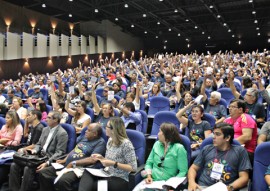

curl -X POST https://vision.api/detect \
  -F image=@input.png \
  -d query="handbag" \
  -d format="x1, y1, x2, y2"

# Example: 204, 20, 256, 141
13, 152, 48, 168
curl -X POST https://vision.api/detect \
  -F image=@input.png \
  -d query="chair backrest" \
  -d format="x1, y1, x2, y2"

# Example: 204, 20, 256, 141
46, 105, 53, 113
79, 126, 108, 143
139, 96, 146, 110
188, 113, 216, 129
148, 96, 170, 116
27, 89, 34, 96
200, 137, 241, 149
180, 134, 191, 167
151, 111, 180, 135
40, 88, 48, 101
96, 95, 102, 105
217, 88, 235, 107
23, 104, 29, 109
95, 88, 104, 97
218, 98, 228, 109
60, 123, 76, 153
114, 108, 119, 116
0, 117, 6, 130
241, 89, 247, 97
135, 110, 148, 134
252, 142, 270, 191
20, 119, 26, 143
40, 121, 47, 127
86, 107, 94, 121
126, 129, 146, 166
114, 95, 121, 102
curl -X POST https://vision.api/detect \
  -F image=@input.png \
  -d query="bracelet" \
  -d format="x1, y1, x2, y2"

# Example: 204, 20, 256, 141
113, 162, 118, 168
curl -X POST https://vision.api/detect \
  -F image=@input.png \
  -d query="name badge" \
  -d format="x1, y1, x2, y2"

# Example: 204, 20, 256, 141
210, 162, 224, 180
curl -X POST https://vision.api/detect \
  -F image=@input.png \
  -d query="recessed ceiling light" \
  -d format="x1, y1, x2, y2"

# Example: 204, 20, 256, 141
124, 4, 128, 8
178, 33, 181, 36
165, 40, 167, 43
144, 31, 147, 34
232, 34, 235, 37
69, 14, 72, 17
42, 3, 46, 8
228, 29, 231, 32
208, 36, 211, 39
185, 19, 189, 22
217, 15, 221, 18
202, 31, 205, 34
252, 11, 256, 14
131, 24, 134, 28
185, 38, 189, 41
156, 36, 159, 38
254, 20, 258, 23
168, 28, 171, 31
159, 0, 163, 1
115, 17, 118, 21
238, 40, 241, 45
95, 9, 99, 13
143, 14, 147, 17
256, 27, 260, 30
209, 5, 214, 9
249, 0, 253, 3
268, 38, 270, 43
223, 23, 227, 26
164, 46, 166, 49
157, 21, 160, 25
187, 44, 190, 48
69, 0, 73, 1
195, 26, 198, 29
174, 9, 178, 13
257, 32, 260, 36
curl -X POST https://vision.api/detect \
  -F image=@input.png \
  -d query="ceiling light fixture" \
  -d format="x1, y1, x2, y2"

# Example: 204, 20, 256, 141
165, 40, 167, 43
254, 20, 258, 23
168, 28, 171, 31
69, 14, 72, 17
209, 5, 214, 9
185, 38, 189, 41
164, 46, 166, 49
208, 36, 211, 39
249, 0, 253, 3
159, 0, 163, 1
95, 9, 99, 13
178, 33, 181, 36
223, 23, 227, 26
257, 32, 260, 36
115, 17, 118, 21
252, 11, 256, 14
143, 14, 147, 17
42, 3, 46, 8
174, 9, 178, 13
69, 0, 73, 1
157, 21, 160, 25
195, 26, 198, 29
202, 31, 205, 34
238, 40, 241, 45
217, 15, 221, 18
156, 36, 159, 38
185, 19, 189, 22
124, 4, 128, 8
228, 29, 231, 32
131, 24, 134, 28
187, 44, 190, 48
256, 27, 260, 30
144, 31, 147, 34
232, 34, 235, 37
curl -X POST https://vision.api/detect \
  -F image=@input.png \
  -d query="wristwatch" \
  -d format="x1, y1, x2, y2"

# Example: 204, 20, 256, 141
228, 184, 234, 191
72, 161, 76, 168
113, 162, 118, 168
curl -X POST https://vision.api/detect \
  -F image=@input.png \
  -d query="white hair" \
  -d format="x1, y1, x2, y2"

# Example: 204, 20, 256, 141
211, 91, 221, 101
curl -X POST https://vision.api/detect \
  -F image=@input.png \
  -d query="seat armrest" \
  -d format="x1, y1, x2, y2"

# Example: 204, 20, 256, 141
128, 164, 145, 191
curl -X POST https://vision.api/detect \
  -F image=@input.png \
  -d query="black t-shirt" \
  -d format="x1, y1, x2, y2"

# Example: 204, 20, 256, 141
27, 123, 44, 145
239, 95, 265, 119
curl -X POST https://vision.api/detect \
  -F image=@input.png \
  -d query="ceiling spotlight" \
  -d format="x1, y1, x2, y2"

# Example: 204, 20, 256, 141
69, 0, 73, 1
185, 19, 189, 22
157, 21, 160, 25
256, 27, 260, 30
252, 11, 256, 14
217, 15, 221, 18
238, 40, 241, 45
69, 14, 72, 17
178, 33, 181, 36
185, 38, 189, 41
195, 26, 198, 29
164, 46, 166, 49
254, 20, 258, 23
223, 23, 227, 26
115, 17, 118, 21
249, 0, 253, 3
156, 36, 159, 38
268, 38, 270, 43
124, 4, 128, 8
228, 29, 231, 32
131, 24, 134, 28
95, 9, 99, 13
174, 9, 178, 13
42, 3, 46, 8
202, 31, 205, 34
257, 32, 260, 36
209, 5, 214, 9
144, 31, 147, 34
187, 44, 190, 48
165, 40, 167, 43
208, 36, 211, 39
232, 34, 235, 37
159, 0, 163, 1
143, 14, 147, 17
168, 28, 171, 31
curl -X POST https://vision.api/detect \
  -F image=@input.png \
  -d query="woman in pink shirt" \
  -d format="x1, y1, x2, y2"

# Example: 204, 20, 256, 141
0, 110, 23, 146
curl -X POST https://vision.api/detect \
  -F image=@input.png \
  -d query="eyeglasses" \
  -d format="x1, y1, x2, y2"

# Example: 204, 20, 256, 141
103, 90, 108, 93
158, 156, 165, 168
228, 105, 238, 109
47, 116, 53, 119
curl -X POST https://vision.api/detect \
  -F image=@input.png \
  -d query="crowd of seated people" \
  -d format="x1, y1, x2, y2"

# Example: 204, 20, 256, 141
0, 49, 270, 190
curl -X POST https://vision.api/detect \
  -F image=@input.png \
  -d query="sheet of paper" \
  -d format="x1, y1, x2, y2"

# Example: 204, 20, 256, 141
90, 76, 97, 85
194, 95, 204, 105
97, 180, 108, 191
51, 163, 65, 170
69, 86, 75, 94
86, 168, 111, 177
164, 177, 186, 188
202, 182, 227, 191
108, 91, 114, 101
144, 180, 165, 189
0, 151, 15, 159
50, 76, 56, 82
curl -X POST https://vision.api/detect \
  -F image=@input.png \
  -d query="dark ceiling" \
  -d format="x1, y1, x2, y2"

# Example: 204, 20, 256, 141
4, 0, 270, 52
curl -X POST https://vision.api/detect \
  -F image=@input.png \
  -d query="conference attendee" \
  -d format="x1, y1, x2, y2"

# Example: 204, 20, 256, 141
176, 101, 212, 160
9, 111, 68, 191
65, 100, 91, 133
143, 83, 163, 102
78, 117, 137, 191
201, 77, 227, 123
10, 97, 27, 120
38, 123, 106, 191
4, 89, 15, 107
224, 99, 257, 165
116, 101, 142, 131
229, 75, 265, 127
23, 110, 44, 147
133, 123, 188, 191
188, 122, 252, 191
257, 121, 270, 145
112, 82, 125, 98
24, 85, 44, 100
265, 165, 270, 187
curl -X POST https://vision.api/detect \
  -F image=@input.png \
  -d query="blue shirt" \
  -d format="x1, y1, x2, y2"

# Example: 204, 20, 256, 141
121, 111, 142, 131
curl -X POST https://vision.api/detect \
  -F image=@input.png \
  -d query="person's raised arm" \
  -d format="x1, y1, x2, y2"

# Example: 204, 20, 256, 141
65, 97, 76, 116
201, 76, 207, 102
91, 83, 101, 115
176, 100, 194, 127
228, 74, 240, 99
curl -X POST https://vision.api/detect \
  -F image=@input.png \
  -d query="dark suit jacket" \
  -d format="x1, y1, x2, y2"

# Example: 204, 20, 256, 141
34, 124, 68, 163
